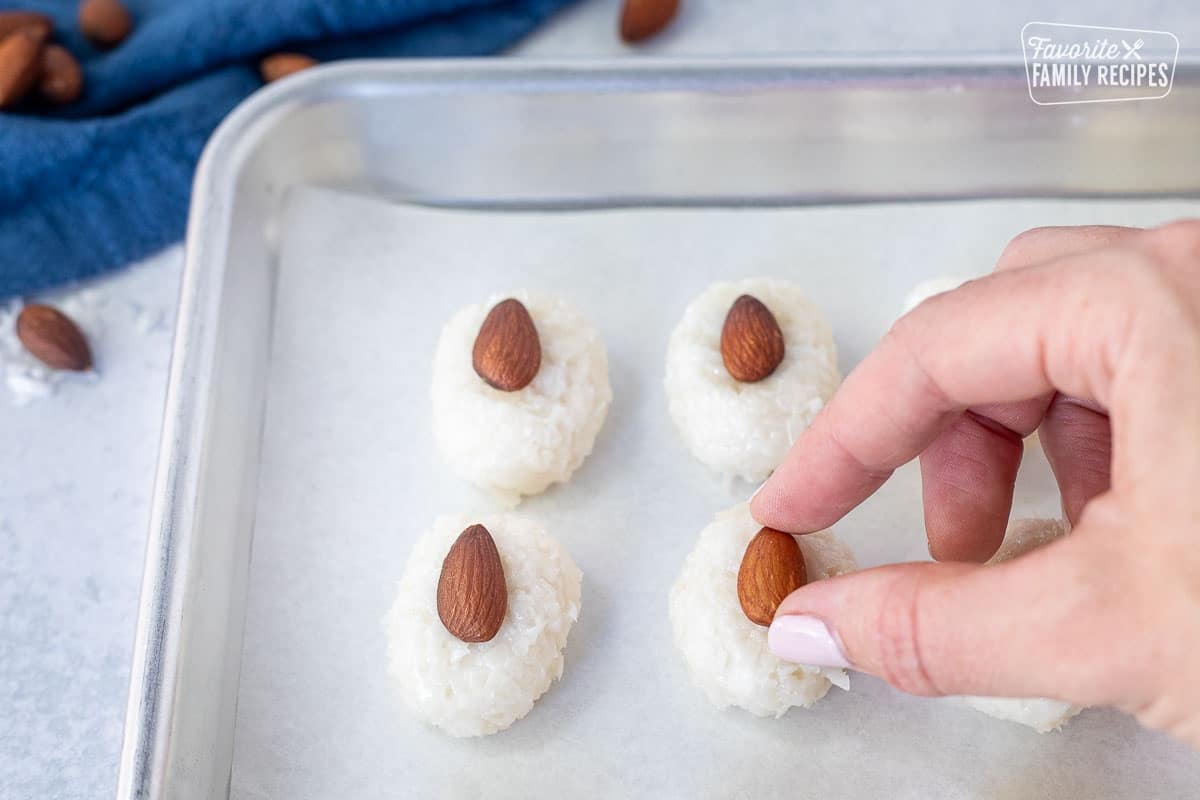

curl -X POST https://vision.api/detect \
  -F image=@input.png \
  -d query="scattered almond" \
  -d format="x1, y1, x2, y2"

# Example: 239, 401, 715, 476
437, 524, 508, 643
79, 0, 132, 49
259, 52, 317, 84
720, 294, 785, 383
16, 303, 93, 372
619, 0, 679, 43
38, 44, 83, 105
472, 298, 541, 392
737, 527, 807, 626
0, 25, 47, 110
0, 11, 53, 41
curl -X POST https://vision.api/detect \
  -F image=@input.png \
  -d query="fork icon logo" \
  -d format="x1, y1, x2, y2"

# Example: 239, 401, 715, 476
1122, 38, 1144, 60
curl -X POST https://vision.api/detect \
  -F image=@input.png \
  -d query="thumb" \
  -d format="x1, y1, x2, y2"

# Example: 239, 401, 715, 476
767, 530, 1151, 710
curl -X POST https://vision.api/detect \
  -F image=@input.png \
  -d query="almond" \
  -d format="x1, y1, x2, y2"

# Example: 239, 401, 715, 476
79, 0, 133, 49
720, 294, 785, 383
437, 524, 508, 643
16, 303, 93, 371
16, 303, 92, 371
39, 45, 83, 105
0, 11, 53, 41
0, 25, 47, 110
259, 52, 317, 84
472, 298, 541, 392
737, 527, 807, 626
619, 0, 679, 43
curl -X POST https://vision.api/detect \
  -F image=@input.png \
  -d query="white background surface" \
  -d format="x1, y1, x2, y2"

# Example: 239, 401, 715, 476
3, 2, 1200, 797
226, 191, 1200, 799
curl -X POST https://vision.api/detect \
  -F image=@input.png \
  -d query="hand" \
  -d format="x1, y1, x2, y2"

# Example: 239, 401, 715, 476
750, 221, 1200, 746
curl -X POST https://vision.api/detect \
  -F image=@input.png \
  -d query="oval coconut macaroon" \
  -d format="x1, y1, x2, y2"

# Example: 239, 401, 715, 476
384, 512, 583, 737
668, 502, 857, 717
431, 290, 612, 503
664, 278, 840, 483
959, 516, 1082, 732
901, 274, 973, 315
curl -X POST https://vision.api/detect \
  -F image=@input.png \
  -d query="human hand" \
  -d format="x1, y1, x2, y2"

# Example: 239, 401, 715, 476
750, 221, 1200, 746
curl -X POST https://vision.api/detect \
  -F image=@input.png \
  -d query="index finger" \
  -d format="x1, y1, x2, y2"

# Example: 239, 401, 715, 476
750, 245, 1145, 533
994, 224, 1137, 273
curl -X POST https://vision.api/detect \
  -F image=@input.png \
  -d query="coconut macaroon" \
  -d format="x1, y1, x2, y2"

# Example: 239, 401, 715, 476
901, 275, 973, 314
669, 502, 857, 718
664, 279, 840, 483
960, 517, 1082, 732
384, 512, 583, 737
431, 291, 611, 502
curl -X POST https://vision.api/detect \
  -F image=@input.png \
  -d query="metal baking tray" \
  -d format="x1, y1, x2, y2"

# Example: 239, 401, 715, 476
117, 59, 1200, 799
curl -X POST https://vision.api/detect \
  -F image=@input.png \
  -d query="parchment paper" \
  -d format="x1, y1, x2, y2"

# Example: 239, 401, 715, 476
231, 189, 1200, 799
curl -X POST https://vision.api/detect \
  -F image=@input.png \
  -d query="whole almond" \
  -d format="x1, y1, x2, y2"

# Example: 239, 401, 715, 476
259, 52, 317, 84
437, 524, 508, 643
79, 0, 133, 49
0, 11, 53, 40
472, 298, 541, 392
720, 294, 785, 383
619, 0, 679, 43
0, 25, 47, 109
16, 303, 93, 371
39, 45, 83, 105
737, 527, 807, 626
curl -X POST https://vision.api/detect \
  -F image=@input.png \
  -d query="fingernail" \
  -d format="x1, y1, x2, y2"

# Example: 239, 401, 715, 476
767, 615, 853, 669
749, 477, 770, 503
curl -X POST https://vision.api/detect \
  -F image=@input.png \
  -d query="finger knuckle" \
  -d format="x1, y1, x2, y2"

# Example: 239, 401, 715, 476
872, 572, 943, 696
883, 314, 953, 405
1120, 253, 1195, 332
1149, 218, 1200, 259
885, 306, 921, 343
880, 316, 919, 373
997, 226, 1059, 272
1077, 249, 1189, 333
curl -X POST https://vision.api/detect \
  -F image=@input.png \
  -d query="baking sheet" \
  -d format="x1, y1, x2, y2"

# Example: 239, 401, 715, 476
231, 190, 1200, 799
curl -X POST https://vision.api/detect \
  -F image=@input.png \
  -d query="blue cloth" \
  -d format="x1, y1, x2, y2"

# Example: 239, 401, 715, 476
0, 0, 578, 298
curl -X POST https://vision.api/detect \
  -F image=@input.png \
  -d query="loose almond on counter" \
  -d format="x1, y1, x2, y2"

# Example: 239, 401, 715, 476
437, 524, 508, 643
619, 0, 679, 43
0, 25, 47, 109
737, 526, 807, 626
38, 44, 83, 105
79, 0, 133, 49
259, 52, 317, 83
720, 294, 785, 383
472, 298, 541, 392
15, 303, 93, 371
0, 10, 53, 40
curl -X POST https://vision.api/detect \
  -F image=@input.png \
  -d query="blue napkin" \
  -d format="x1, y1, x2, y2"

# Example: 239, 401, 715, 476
0, 0, 579, 299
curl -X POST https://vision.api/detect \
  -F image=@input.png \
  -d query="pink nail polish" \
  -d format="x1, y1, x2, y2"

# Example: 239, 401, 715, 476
767, 615, 853, 669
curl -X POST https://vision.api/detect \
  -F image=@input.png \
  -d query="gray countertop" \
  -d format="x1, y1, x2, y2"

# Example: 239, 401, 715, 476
2, 2, 1197, 797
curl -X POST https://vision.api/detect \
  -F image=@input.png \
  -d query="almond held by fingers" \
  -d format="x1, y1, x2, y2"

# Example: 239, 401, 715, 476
437, 524, 508, 643
39, 45, 83, 105
259, 52, 317, 83
79, 0, 133, 49
738, 527, 807, 626
472, 298, 541, 391
0, 11, 53, 40
721, 294, 786, 382
619, 0, 679, 43
0, 25, 48, 109
16, 303, 93, 371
